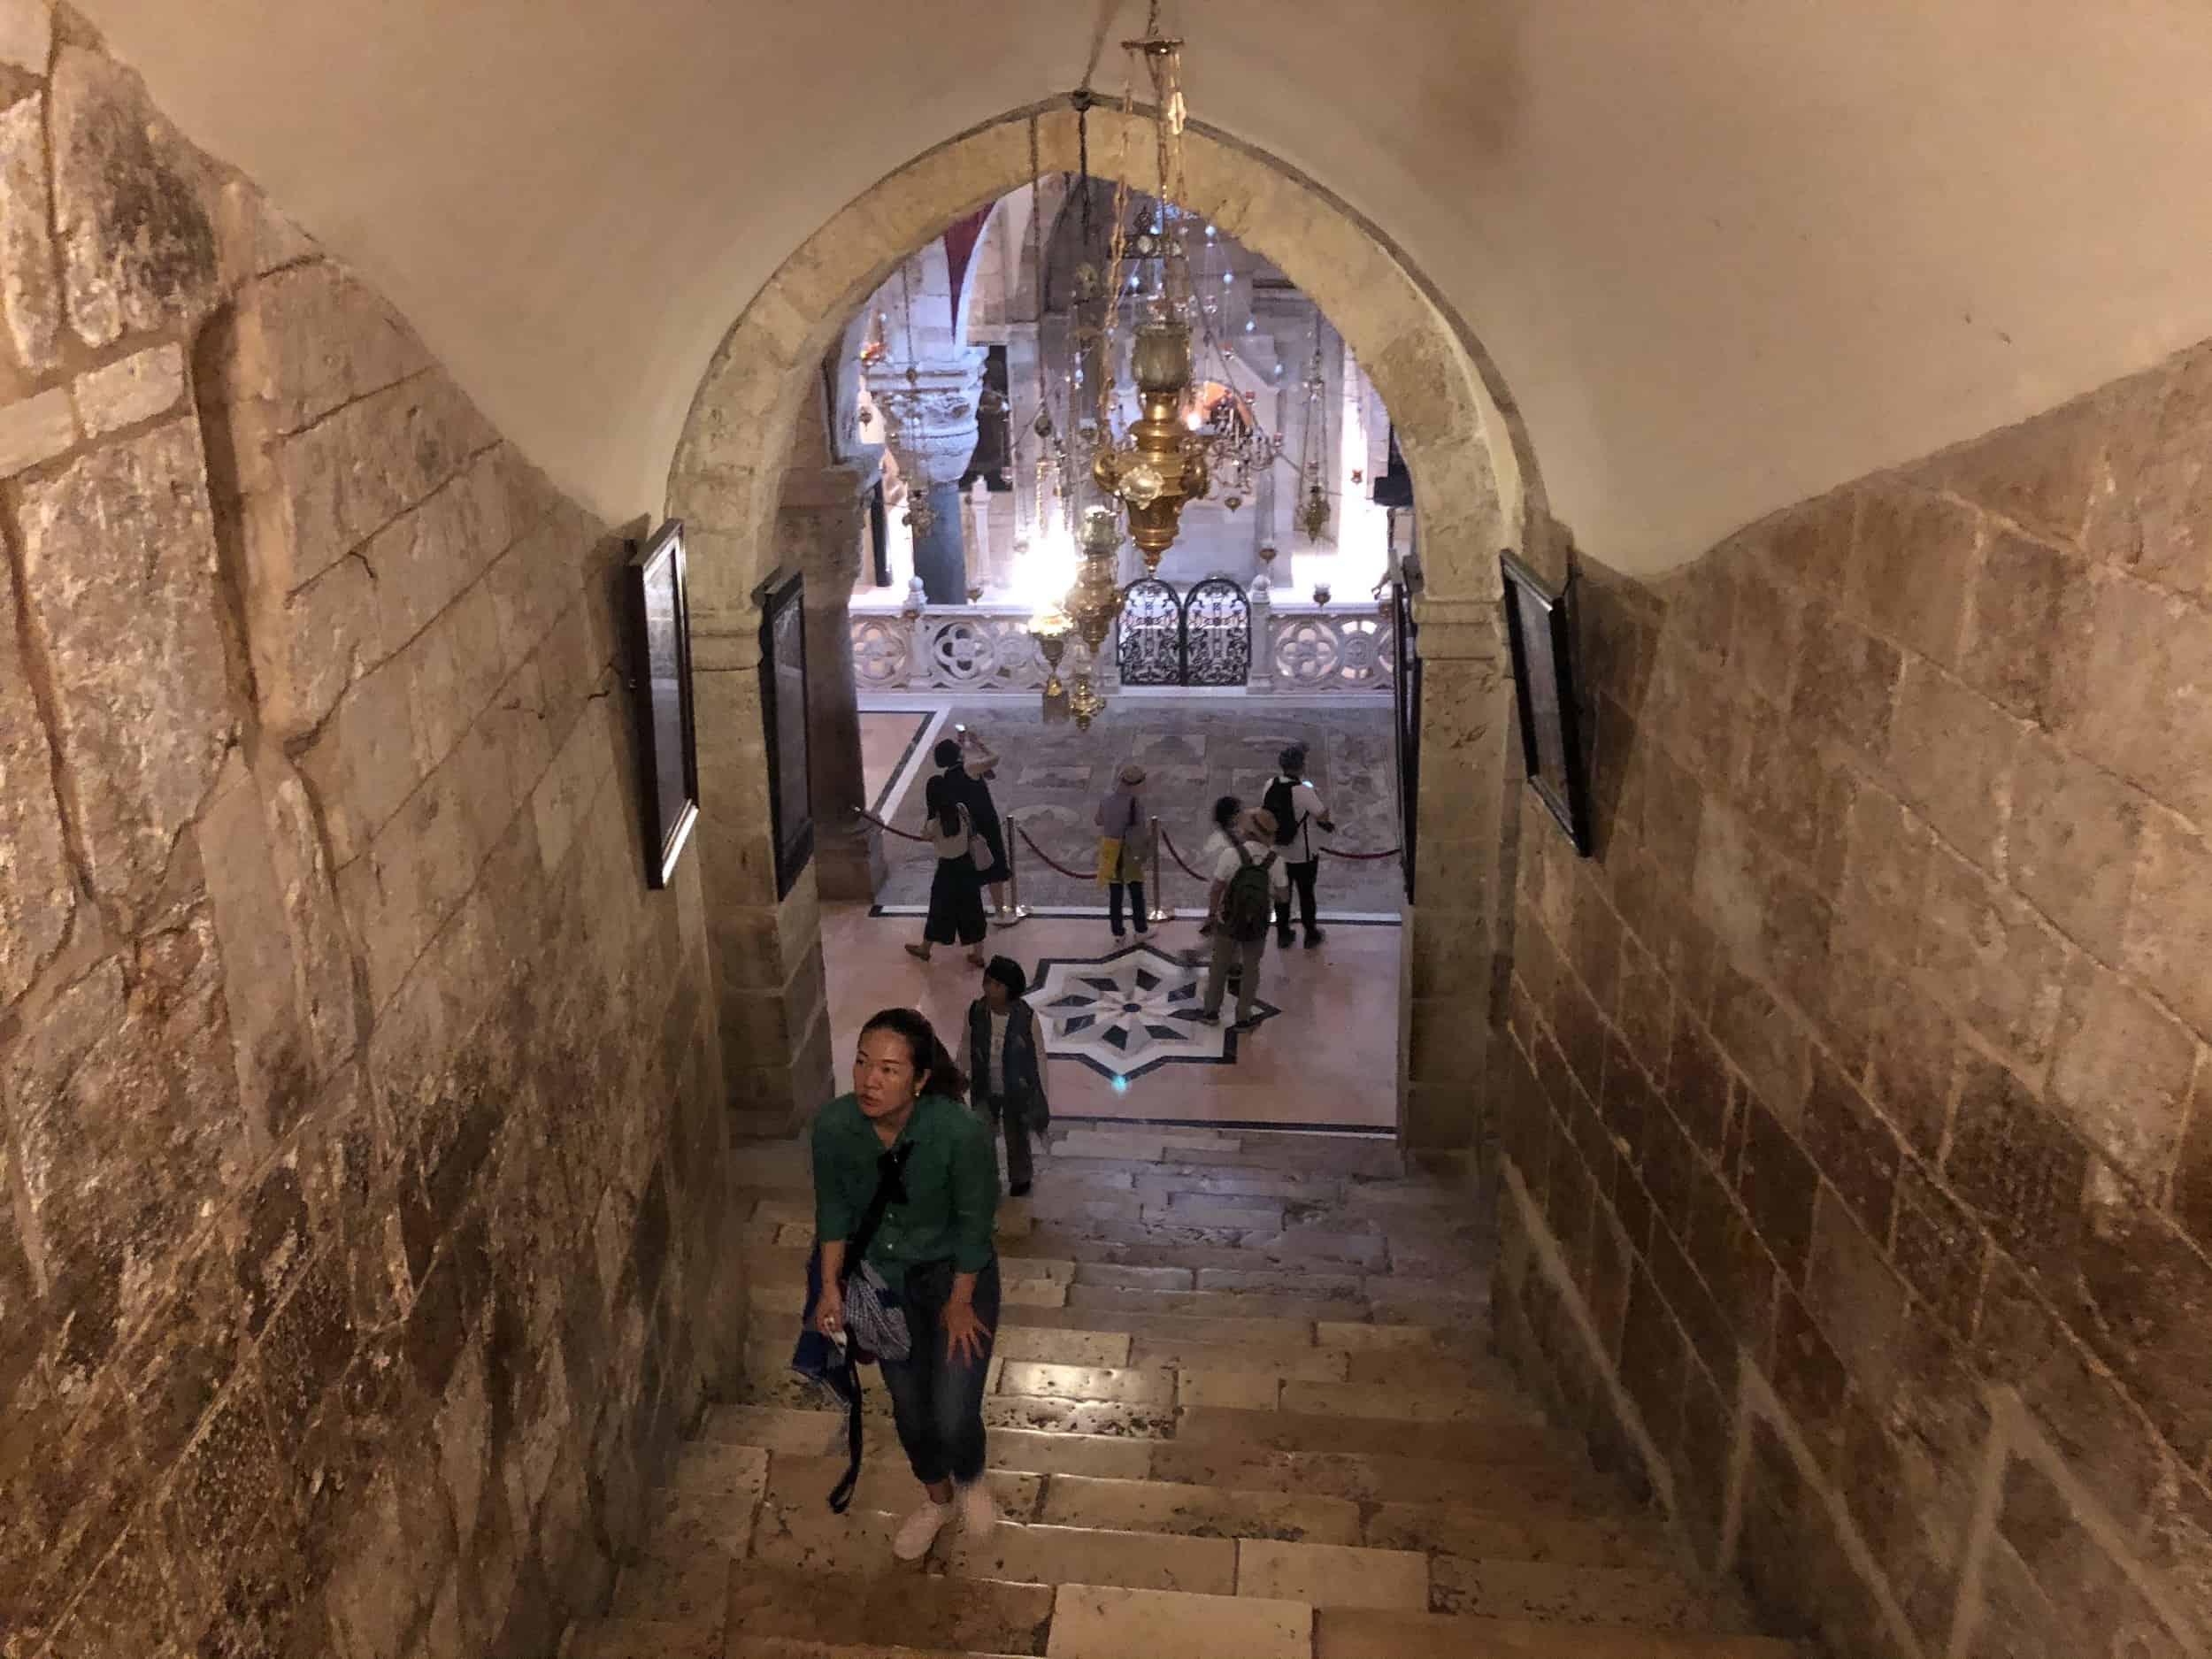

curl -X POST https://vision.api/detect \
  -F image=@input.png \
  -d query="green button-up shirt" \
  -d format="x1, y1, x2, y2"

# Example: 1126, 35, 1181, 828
810, 1092, 999, 1274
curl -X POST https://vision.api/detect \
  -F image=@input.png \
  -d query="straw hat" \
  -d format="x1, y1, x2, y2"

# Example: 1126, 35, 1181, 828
1118, 763, 1147, 786
1246, 807, 1279, 839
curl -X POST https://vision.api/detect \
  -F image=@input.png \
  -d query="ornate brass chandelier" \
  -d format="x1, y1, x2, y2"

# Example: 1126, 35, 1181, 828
1087, 4, 1211, 572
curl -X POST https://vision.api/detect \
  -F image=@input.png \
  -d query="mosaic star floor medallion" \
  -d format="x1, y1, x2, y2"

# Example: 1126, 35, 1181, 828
1025, 942, 1278, 1082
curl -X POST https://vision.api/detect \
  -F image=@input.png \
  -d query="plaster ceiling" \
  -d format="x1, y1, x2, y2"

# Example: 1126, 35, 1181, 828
75, 0, 2212, 572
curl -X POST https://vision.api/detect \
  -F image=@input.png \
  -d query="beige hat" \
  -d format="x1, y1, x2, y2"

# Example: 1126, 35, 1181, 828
1246, 807, 1279, 838
1118, 763, 1147, 787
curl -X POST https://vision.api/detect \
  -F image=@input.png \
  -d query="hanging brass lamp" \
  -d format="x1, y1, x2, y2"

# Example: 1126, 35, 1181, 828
1093, 318, 1210, 567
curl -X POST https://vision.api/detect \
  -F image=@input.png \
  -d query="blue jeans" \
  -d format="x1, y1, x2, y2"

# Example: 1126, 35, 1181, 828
876, 1256, 1000, 1486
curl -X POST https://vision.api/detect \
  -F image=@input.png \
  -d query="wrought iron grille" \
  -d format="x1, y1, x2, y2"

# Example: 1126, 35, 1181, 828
1182, 577, 1253, 687
1117, 578, 1183, 685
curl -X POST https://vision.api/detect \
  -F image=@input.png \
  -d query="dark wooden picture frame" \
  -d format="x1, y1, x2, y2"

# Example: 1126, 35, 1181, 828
756, 565, 813, 900
1390, 575, 1422, 901
1500, 549, 1594, 856
624, 521, 702, 888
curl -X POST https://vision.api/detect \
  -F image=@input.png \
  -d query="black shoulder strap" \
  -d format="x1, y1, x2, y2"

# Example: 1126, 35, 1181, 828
826, 1135, 916, 1516
841, 1140, 915, 1286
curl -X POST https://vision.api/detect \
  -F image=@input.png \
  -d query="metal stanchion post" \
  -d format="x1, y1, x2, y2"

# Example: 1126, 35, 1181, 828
994, 822, 1029, 927
1147, 814, 1171, 925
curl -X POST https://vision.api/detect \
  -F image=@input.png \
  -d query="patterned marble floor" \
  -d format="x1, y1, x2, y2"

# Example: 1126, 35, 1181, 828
821, 904, 1398, 1131
872, 699, 1404, 917
859, 709, 933, 814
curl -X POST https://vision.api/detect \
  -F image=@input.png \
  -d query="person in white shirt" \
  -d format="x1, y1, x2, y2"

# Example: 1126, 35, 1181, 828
1259, 743, 1334, 949
1195, 808, 1290, 1034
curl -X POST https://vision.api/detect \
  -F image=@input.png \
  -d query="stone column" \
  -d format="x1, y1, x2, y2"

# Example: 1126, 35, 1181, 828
876, 358, 985, 604
910, 480, 969, 602
1398, 592, 1516, 1163
781, 464, 885, 903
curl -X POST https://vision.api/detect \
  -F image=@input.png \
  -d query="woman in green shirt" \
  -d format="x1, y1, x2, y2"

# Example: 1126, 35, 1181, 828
810, 1007, 1002, 1560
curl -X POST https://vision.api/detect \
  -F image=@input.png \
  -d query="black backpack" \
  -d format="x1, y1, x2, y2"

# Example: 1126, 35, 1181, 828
1222, 843, 1278, 941
1262, 777, 1301, 848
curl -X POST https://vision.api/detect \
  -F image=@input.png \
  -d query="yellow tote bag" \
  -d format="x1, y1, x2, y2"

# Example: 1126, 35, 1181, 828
1095, 836, 1123, 887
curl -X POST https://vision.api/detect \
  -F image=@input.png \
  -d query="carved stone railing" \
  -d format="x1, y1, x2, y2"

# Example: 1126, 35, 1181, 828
851, 588, 1394, 694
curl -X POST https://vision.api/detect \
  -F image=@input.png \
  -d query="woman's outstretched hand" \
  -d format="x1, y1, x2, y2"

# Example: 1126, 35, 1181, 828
942, 1299, 993, 1364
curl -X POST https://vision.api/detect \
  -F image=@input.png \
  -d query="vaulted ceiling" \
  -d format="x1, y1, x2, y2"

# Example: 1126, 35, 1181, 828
78, 0, 2212, 571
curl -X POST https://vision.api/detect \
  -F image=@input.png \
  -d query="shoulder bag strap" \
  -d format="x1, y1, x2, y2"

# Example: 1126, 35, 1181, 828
841, 1139, 916, 1286
826, 1136, 915, 1516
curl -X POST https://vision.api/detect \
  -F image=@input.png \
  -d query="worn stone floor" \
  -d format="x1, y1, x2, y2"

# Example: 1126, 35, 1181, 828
562, 1127, 1802, 1659
820, 905, 1402, 1131
870, 700, 1405, 917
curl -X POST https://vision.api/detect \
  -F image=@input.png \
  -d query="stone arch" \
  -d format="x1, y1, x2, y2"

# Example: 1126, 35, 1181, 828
669, 99, 1548, 1154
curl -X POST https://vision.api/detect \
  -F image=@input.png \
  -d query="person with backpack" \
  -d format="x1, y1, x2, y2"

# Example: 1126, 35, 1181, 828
964, 957, 1048, 1197
905, 772, 988, 966
1094, 762, 1152, 940
1261, 742, 1335, 949
1195, 806, 1289, 1033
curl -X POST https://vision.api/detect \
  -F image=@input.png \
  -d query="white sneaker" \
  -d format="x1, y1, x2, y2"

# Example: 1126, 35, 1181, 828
957, 1478, 997, 1540
892, 1498, 954, 1561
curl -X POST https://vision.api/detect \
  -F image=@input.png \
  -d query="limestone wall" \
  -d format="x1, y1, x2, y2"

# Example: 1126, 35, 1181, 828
1493, 334, 2212, 1656
1, 19, 740, 1655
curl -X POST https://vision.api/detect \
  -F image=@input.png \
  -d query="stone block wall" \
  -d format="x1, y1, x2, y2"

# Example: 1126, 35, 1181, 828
1494, 335, 2212, 1657
1, 16, 741, 1655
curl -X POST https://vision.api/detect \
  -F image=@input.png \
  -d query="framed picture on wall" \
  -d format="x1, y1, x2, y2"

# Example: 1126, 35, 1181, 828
624, 521, 702, 888
757, 565, 814, 899
1500, 549, 1594, 857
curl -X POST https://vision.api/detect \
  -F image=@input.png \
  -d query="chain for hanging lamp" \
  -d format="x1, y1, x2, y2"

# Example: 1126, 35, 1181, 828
1295, 316, 1332, 543
1087, 3, 1210, 571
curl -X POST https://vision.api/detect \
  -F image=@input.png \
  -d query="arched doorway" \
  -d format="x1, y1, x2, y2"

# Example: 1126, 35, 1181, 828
665, 99, 1553, 1162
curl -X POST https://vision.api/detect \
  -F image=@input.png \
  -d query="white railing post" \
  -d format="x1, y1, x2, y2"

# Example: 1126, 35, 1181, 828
1248, 577, 1276, 694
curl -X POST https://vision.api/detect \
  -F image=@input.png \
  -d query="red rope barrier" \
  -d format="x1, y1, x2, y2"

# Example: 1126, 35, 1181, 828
853, 808, 932, 844
1156, 826, 1211, 882
1318, 843, 1404, 861
1014, 823, 1097, 881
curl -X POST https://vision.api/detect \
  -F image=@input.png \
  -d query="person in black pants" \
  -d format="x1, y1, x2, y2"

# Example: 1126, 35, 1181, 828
964, 957, 1049, 1196
940, 732, 1009, 912
906, 772, 988, 966
1261, 743, 1334, 947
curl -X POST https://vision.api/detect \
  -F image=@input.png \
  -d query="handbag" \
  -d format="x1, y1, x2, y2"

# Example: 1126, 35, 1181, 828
789, 1139, 918, 1511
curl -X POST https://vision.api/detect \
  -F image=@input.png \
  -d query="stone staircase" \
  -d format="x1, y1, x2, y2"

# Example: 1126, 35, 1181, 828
563, 1125, 1800, 1659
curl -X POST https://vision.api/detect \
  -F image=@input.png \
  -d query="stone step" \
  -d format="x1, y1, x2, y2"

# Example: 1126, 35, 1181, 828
1012, 1223, 1392, 1271
1059, 1284, 1397, 1323
1046, 1133, 1404, 1180
726, 1560, 1055, 1655
735, 1328, 1529, 1432
1431, 1556, 1750, 1631
984, 1303, 1327, 1347
707, 1405, 1616, 1510
752, 1502, 1246, 1595
1146, 1441, 1619, 1510
1046, 1581, 1312, 1659
1036, 1471, 1363, 1546
1363, 1498, 1681, 1568
1312, 1609, 1806, 1658
699, 1641, 1030, 1659
1174, 1404, 1579, 1463
655, 1422, 1670, 1571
